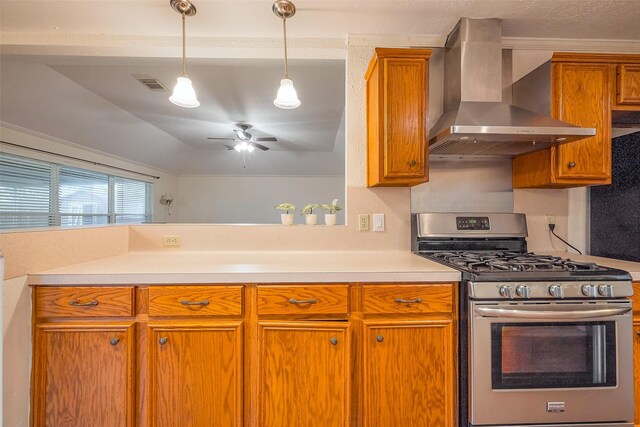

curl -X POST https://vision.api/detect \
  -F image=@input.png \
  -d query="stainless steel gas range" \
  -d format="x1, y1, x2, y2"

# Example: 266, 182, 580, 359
412, 212, 634, 427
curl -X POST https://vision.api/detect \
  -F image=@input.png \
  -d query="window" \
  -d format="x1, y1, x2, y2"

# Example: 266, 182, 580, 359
0, 152, 153, 229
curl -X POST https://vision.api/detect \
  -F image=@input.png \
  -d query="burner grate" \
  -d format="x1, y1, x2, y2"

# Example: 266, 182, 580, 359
428, 251, 604, 273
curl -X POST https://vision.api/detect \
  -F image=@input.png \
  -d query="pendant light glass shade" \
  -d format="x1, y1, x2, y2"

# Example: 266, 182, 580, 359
274, 78, 301, 109
170, 76, 200, 108
169, 0, 199, 108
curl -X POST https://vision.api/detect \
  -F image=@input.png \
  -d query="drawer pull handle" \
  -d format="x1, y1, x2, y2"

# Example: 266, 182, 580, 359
288, 298, 318, 305
394, 297, 422, 304
376, 335, 384, 343
330, 337, 338, 346
159, 337, 168, 345
180, 300, 209, 306
69, 300, 99, 307
110, 338, 120, 346
409, 160, 417, 167
568, 161, 576, 168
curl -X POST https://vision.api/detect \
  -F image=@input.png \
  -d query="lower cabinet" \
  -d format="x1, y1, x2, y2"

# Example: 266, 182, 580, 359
147, 322, 244, 427
32, 283, 456, 426
634, 322, 640, 427
362, 320, 456, 427
257, 322, 351, 427
32, 322, 135, 427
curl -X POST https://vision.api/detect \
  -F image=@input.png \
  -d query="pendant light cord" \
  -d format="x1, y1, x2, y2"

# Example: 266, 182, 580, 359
282, 16, 289, 78
181, 11, 187, 76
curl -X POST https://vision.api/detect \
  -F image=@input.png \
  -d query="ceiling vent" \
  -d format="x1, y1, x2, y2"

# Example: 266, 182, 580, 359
135, 77, 168, 92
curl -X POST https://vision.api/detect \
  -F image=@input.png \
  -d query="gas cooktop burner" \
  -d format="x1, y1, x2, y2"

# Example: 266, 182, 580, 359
429, 251, 604, 273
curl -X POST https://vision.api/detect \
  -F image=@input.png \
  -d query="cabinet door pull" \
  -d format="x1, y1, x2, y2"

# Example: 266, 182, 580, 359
376, 335, 384, 343
408, 160, 417, 167
568, 161, 577, 168
110, 338, 120, 346
394, 297, 422, 304
159, 337, 168, 345
69, 299, 99, 307
330, 337, 338, 346
180, 299, 209, 306
288, 298, 318, 305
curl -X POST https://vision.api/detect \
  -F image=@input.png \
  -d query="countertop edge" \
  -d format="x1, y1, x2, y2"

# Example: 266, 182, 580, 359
28, 271, 462, 286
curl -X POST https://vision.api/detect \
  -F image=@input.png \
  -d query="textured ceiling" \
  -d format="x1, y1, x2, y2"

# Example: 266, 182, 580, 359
2, 0, 640, 40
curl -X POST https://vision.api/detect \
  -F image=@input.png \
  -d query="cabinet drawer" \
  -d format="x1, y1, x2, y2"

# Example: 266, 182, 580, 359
257, 285, 349, 315
362, 284, 453, 314
36, 286, 134, 318
148, 286, 243, 317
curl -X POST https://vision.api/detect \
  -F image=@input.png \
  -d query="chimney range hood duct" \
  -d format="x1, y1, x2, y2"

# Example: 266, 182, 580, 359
428, 18, 595, 158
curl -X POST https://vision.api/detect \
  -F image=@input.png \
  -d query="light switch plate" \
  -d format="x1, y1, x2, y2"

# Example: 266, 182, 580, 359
372, 213, 385, 232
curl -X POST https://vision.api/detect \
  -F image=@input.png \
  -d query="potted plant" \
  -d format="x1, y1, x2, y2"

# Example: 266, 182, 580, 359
320, 199, 342, 226
301, 203, 320, 225
275, 203, 296, 225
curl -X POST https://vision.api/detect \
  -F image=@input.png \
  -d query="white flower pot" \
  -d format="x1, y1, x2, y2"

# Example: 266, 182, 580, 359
324, 213, 337, 226
281, 213, 294, 225
305, 214, 318, 225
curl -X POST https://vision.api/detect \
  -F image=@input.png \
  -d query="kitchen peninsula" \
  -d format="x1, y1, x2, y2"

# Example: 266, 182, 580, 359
29, 250, 460, 427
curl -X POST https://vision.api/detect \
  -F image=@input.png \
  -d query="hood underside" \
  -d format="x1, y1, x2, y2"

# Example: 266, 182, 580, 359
428, 18, 595, 158
429, 102, 596, 158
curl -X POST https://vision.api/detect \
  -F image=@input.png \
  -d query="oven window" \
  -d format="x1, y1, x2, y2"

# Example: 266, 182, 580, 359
491, 322, 616, 389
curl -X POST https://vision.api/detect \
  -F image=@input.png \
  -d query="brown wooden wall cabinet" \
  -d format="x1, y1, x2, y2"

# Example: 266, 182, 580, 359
513, 53, 640, 189
365, 48, 431, 187
32, 282, 457, 427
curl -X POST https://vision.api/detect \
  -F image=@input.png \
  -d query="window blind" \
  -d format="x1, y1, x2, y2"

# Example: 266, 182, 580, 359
59, 166, 110, 226
0, 152, 153, 230
113, 176, 152, 224
0, 153, 54, 229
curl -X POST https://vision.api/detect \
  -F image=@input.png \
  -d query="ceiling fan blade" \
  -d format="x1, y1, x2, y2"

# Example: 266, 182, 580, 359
251, 142, 269, 151
253, 137, 278, 142
207, 137, 236, 141
223, 145, 236, 150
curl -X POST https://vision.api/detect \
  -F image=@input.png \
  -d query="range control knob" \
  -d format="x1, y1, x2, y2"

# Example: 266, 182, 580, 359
515, 285, 530, 299
582, 284, 598, 298
598, 284, 614, 298
499, 285, 515, 299
549, 284, 565, 299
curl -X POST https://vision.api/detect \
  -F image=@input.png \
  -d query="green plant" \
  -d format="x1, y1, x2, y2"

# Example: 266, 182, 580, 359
320, 199, 342, 214
301, 203, 320, 215
274, 203, 296, 214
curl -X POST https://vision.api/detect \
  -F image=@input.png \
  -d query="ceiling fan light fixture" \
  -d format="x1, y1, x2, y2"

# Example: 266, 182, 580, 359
274, 78, 301, 109
169, 0, 199, 108
272, 0, 300, 110
169, 76, 200, 108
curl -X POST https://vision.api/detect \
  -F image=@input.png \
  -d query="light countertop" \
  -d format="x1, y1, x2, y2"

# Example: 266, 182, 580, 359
541, 252, 640, 281
28, 251, 461, 285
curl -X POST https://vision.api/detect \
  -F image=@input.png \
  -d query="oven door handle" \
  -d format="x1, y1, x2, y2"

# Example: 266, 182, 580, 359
474, 306, 632, 319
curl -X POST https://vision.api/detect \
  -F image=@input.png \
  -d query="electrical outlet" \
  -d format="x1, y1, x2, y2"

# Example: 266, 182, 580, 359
163, 235, 181, 247
358, 214, 370, 231
545, 215, 556, 231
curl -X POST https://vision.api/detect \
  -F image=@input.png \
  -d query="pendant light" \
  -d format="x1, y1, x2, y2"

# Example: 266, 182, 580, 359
272, 0, 301, 109
169, 0, 200, 108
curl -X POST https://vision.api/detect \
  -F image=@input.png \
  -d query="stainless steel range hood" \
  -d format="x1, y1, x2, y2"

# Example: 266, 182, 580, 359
429, 18, 596, 158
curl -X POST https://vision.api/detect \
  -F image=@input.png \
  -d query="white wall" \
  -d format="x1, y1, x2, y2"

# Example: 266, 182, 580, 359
177, 175, 345, 224
0, 124, 180, 224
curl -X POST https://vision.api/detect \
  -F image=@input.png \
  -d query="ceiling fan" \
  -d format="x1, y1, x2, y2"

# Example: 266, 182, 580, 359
207, 123, 278, 151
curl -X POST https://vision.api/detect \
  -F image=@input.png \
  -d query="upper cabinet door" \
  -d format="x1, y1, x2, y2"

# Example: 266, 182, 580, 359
617, 64, 640, 105
366, 48, 431, 187
553, 62, 612, 180
383, 57, 428, 179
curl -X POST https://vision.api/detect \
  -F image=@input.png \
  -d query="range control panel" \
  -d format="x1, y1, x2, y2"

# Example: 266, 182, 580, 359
456, 216, 490, 231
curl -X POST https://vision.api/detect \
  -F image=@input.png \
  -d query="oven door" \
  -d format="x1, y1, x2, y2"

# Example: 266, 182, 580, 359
469, 300, 634, 426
